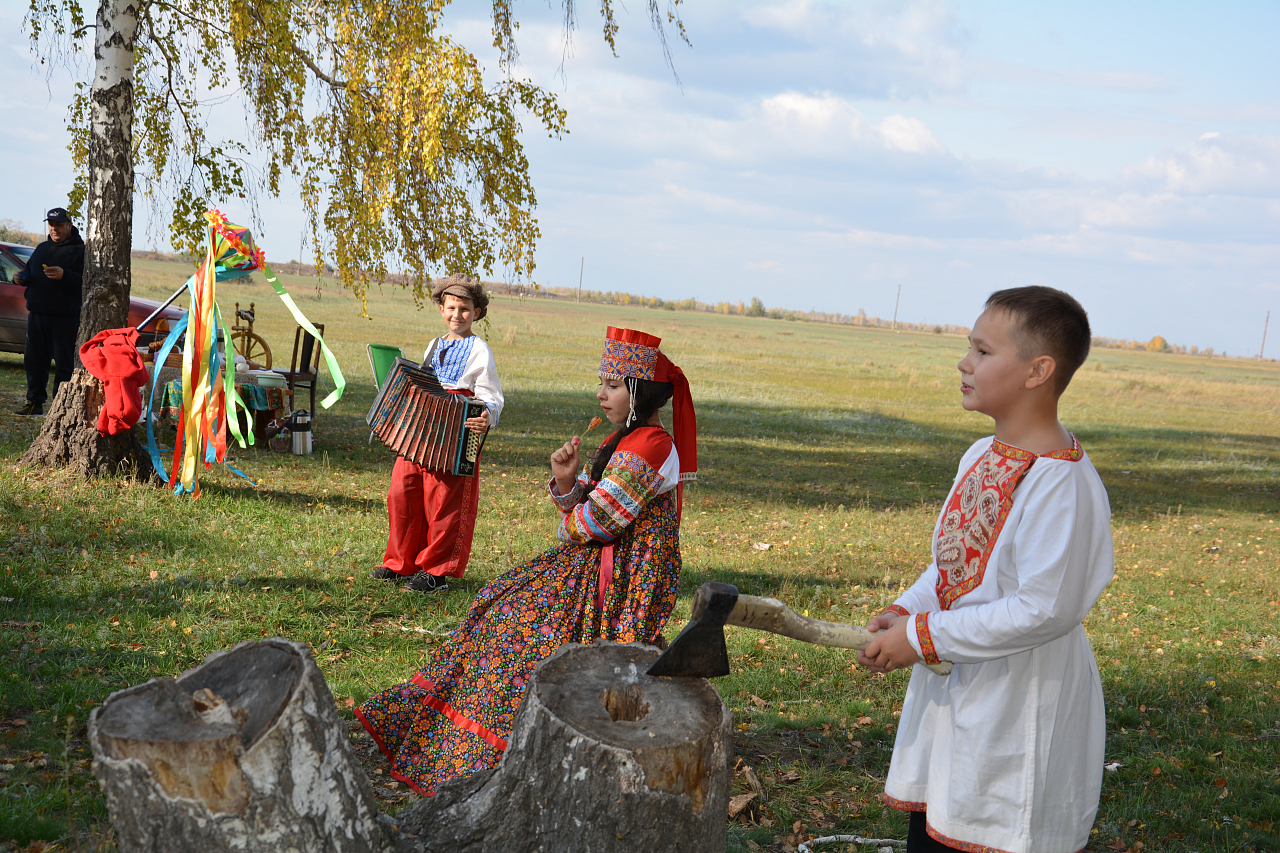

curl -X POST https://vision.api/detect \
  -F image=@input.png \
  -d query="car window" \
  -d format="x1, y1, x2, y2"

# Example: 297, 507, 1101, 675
0, 252, 21, 283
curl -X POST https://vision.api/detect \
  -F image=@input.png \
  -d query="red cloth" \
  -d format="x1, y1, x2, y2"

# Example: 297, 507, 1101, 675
382, 456, 479, 579
79, 327, 151, 437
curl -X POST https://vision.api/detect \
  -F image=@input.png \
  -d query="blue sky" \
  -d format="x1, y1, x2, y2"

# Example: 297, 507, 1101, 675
3, 0, 1278, 355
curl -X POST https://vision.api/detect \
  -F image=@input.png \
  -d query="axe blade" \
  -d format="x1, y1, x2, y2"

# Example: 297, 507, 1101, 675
646, 581, 740, 678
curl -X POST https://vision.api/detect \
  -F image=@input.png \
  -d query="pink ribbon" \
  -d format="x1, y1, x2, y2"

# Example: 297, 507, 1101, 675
596, 542, 616, 611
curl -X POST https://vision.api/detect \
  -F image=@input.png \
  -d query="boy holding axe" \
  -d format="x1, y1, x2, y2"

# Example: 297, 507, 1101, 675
859, 286, 1114, 853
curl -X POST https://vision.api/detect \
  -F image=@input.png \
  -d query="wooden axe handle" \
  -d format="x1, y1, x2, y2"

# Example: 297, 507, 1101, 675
727, 594, 953, 676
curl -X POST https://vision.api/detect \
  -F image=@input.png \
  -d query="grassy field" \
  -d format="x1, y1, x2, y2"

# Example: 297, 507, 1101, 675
1, 259, 1278, 852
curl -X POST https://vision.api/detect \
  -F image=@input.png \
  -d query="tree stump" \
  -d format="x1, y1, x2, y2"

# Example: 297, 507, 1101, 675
21, 368, 153, 479
88, 638, 392, 853
393, 641, 733, 853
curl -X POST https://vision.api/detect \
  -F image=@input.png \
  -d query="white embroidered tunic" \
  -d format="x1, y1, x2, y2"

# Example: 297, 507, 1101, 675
423, 336, 504, 428
883, 435, 1114, 853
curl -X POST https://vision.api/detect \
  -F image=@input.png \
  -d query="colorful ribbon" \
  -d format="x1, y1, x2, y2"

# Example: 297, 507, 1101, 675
142, 209, 345, 495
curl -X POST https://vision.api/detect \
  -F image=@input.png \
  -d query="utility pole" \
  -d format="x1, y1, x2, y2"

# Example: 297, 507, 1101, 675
577, 257, 584, 303
1261, 310, 1270, 360
892, 284, 901, 332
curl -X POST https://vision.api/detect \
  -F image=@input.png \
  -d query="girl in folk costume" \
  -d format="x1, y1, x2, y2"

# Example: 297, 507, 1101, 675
372, 275, 504, 593
357, 327, 697, 796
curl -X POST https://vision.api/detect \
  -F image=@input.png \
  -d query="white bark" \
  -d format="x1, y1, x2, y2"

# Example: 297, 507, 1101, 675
80, 0, 138, 350
89, 639, 394, 853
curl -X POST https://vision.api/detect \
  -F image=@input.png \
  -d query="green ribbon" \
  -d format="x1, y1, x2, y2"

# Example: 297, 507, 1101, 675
262, 263, 346, 409
216, 301, 254, 449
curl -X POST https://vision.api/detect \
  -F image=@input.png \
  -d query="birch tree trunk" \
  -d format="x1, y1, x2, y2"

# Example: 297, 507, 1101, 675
393, 641, 733, 853
88, 640, 732, 853
22, 0, 147, 477
89, 639, 395, 853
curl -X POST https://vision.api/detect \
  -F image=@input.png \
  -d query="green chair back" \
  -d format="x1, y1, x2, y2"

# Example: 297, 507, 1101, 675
367, 343, 403, 390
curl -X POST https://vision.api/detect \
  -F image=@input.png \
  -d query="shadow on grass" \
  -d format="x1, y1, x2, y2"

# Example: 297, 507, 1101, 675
3, 374, 1275, 517
487, 390, 1280, 516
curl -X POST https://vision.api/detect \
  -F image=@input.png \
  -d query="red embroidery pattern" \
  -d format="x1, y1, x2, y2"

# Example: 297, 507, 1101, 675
934, 437, 1081, 609
915, 613, 939, 664
884, 604, 909, 618
926, 823, 1086, 853
881, 792, 926, 812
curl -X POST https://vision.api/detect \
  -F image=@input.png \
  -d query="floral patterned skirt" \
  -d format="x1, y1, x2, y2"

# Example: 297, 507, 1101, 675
356, 496, 680, 796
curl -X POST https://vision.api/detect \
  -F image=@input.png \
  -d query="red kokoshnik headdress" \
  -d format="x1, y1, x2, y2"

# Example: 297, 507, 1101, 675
599, 326, 697, 482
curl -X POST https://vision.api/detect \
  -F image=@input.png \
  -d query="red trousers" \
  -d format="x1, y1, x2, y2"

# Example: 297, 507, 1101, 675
383, 456, 479, 578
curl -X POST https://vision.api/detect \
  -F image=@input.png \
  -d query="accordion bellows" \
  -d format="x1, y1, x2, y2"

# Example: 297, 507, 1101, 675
366, 358, 488, 476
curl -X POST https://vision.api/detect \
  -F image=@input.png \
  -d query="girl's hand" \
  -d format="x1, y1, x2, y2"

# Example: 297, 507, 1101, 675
550, 436, 582, 495
465, 409, 490, 434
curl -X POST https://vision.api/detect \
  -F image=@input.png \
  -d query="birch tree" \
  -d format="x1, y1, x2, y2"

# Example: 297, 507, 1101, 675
20, 0, 687, 475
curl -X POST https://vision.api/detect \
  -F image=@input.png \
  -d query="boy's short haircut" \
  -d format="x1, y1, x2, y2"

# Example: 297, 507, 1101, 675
985, 286, 1091, 394
432, 274, 489, 320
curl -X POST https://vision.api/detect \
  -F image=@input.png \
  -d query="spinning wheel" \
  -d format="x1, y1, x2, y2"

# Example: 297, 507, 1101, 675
230, 302, 272, 368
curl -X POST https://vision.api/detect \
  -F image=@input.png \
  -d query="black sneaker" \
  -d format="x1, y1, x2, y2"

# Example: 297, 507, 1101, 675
369, 567, 402, 581
16, 402, 43, 416
407, 572, 450, 594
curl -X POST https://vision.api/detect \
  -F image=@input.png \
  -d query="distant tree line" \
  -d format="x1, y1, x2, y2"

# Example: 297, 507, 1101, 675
0, 219, 44, 245
493, 283, 971, 335
1092, 335, 1235, 358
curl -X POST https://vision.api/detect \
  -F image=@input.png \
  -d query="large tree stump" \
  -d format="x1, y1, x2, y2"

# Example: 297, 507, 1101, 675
393, 641, 733, 853
89, 640, 731, 853
21, 368, 152, 479
88, 639, 392, 853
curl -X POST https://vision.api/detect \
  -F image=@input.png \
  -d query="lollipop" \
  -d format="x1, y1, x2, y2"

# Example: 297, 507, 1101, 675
586, 415, 604, 431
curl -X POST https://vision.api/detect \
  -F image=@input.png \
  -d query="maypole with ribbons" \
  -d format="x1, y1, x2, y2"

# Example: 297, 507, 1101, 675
144, 210, 345, 495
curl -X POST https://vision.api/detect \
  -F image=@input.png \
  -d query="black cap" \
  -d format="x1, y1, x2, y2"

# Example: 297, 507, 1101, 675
45, 208, 72, 224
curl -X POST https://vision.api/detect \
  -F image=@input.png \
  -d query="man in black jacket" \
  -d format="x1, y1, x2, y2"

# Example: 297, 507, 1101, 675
12, 207, 85, 415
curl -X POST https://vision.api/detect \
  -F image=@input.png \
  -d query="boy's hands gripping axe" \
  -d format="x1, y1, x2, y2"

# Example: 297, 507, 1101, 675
647, 582, 953, 678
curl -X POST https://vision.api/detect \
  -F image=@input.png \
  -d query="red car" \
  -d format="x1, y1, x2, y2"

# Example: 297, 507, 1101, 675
0, 241, 186, 354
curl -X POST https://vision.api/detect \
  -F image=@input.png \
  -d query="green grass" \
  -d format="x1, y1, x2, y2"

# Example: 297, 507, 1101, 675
1, 259, 1278, 851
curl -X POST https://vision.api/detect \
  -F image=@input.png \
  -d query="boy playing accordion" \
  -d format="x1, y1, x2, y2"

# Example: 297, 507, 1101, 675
371, 275, 503, 593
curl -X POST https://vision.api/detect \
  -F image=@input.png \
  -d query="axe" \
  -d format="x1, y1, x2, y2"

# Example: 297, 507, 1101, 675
647, 581, 952, 678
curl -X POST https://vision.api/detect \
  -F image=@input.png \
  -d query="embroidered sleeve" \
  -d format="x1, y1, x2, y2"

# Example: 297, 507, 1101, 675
548, 470, 590, 514
558, 450, 664, 544
883, 605, 910, 618
912, 613, 941, 665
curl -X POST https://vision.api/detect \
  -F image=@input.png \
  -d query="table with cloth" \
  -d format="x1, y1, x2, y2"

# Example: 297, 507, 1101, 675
154, 377, 287, 439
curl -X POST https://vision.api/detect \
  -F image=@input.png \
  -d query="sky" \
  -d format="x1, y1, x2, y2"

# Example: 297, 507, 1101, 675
2, 0, 1278, 356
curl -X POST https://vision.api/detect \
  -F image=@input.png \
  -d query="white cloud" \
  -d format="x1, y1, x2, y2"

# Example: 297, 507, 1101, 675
876, 114, 944, 153
1124, 134, 1280, 196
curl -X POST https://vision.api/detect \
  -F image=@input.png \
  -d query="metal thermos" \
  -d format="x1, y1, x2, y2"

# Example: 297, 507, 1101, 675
291, 410, 312, 455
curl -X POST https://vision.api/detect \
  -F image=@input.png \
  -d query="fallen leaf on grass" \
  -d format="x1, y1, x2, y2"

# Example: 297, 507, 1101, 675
149, 571, 158, 579
727, 792, 756, 819
753, 542, 771, 551
745, 841, 763, 853
1104, 762, 1122, 772
1108, 839, 1127, 850
777, 770, 801, 783
749, 694, 768, 709
128, 643, 143, 650
343, 697, 356, 708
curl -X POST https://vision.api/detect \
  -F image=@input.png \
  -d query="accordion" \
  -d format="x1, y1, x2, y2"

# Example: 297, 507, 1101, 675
366, 357, 488, 476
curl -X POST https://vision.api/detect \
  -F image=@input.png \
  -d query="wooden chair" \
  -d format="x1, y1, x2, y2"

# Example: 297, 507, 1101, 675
271, 324, 324, 416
